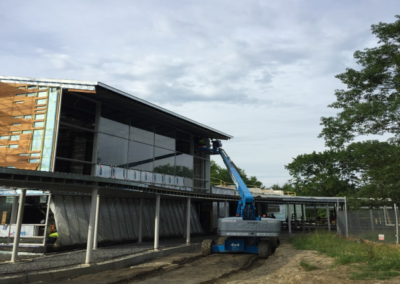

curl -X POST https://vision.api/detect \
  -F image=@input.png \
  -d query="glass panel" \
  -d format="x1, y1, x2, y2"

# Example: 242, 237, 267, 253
11, 123, 21, 126
130, 114, 154, 145
15, 94, 25, 97
0, 145, 6, 148
177, 131, 191, 142
155, 134, 175, 150
41, 87, 59, 171
15, 101, 24, 104
29, 159, 40, 163
194, 157, 205, 180
19, 153, 29, 156
9, 145, 18, 149
27, 86, 37, 89
35, 114, 45, 120
99, 105, 129, 139
13, 116, 22, 118
10, 135, 20, 141
97, 133, 128, 167
24, 115, 32, 119
36, 99, 46, 105
31, 130, 44, 151
175, 153, 193, 178
11, 131, 20, 134
22, 130, 32, 134
127, 140, 154, 171
176, 139, 191, 154
0, 136, 9, 140
154, 147, 175, 175
38, 86, 47, 90
31, 153, 40, 157
56, 125, 94, 162
54, 159, 92, 175
38, 91, 47, 97
60, 93, 96, 129
34, 122, 44, 128
27, 93, 36, 97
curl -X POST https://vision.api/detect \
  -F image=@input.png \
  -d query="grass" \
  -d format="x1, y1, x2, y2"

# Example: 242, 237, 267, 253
299, 260, 319, 271
290, 230, 400, 280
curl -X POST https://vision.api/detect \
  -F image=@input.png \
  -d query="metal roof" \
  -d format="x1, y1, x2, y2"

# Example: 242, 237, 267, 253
0, 75, 233, 140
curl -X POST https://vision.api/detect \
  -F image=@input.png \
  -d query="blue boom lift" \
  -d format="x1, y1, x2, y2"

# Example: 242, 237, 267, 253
200, 140, 281, 259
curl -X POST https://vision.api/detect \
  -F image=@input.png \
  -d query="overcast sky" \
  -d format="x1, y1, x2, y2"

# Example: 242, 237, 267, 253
1, 1, 398, 187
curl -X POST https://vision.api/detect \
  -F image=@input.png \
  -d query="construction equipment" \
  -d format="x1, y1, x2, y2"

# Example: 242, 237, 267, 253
199, 140, 281, 259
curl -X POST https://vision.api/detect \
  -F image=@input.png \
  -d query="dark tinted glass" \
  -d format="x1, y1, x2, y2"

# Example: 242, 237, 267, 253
175, 153, 193, 178
56, 125, 94, 162
154, 147, 175, 175
194, 157, 205, 179
99, 105, 129, 139
54, 159, 92, 175
127, 141, 154, 171
97, 133, 128, 167
176, 139, 191, 154
155, 134, 175, 150
60, 93, 96, 129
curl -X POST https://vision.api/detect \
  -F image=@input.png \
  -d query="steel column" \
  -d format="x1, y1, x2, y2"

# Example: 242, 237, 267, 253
314, 205, 317, 229
344, 197, 348, 238
42, 194, 52, 246
186, 198, 191, 245
224, 200, 228, 217
326, 204, 331, 231
301, 204, 305, 231
85, 187, 98, 264
154, 194, 160, 250
11, 189, 27, 263
138, 198, 144, 243
7, 194, 18, 245
369, 209, 374, 230
287, 204, 291, 233
93, 193, 100, 249
395, 204, 399, 245
217, 201, 220, 220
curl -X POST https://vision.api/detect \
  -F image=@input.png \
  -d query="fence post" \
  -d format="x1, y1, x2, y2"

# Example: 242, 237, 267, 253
369, 208, 374, 230
344, 196, 348, 238
394, 203, 399, 245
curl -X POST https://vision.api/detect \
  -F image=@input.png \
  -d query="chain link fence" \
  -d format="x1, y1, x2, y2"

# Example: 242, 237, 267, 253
337, 206, 400, 244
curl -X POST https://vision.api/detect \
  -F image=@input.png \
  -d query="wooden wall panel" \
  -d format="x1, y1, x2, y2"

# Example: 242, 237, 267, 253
0, 82, 54, 170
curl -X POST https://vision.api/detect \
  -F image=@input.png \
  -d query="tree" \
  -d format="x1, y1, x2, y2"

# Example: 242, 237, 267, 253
210, 160, 263, 188
286, 16, 400, 201
320, 15, 400, 148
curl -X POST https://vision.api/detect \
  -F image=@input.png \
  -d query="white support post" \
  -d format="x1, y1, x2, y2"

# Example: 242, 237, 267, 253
287, 204, 292, 234
7, 194, 18, 245
93, 193, 100, 249
326, 204, 331, 231
224, 200, 228, 217
138, 198, 144, 243
154, 194, 160, 250
186, 198, 191, 245
42, 194, 52, 246
11, 189, 27, 263
85, 187, 99, 264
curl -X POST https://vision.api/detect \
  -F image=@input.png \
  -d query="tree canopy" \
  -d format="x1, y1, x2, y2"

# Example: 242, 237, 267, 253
210, 160, 263, 188
286, 16, 400, 202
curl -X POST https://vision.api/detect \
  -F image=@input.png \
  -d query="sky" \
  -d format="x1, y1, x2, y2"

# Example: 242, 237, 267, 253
0, 1, 398, 187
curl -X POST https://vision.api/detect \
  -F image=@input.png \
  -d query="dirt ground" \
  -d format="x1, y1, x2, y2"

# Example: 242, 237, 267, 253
51, 239, 400, 284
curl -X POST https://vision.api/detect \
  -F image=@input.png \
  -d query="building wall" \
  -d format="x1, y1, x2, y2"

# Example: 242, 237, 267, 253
0, 82, 60, 171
